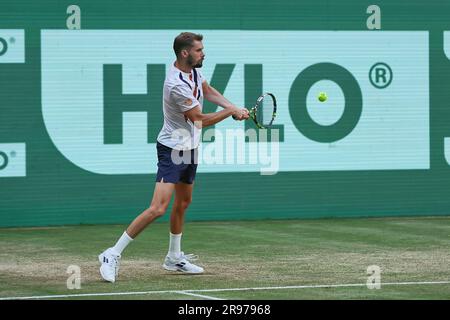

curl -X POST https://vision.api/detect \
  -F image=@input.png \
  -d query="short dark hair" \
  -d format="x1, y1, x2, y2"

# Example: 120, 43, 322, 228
173, 32, 203, 58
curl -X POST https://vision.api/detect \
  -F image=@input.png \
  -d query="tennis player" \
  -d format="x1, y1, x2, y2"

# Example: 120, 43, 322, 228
98, 32, 249, 282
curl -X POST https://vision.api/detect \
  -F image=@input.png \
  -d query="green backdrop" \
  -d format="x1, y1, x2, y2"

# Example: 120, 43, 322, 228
1, 0, 450, 227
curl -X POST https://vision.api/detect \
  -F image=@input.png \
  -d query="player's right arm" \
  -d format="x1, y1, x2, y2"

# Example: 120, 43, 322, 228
171, 84, 245, 128
184, 105, 239, 128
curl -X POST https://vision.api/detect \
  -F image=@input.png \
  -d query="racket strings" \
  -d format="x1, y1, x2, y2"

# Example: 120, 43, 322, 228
252, 93, 277, 129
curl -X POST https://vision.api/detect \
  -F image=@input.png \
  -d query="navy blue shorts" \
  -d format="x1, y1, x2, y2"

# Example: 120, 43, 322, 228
156, 142, 198, 184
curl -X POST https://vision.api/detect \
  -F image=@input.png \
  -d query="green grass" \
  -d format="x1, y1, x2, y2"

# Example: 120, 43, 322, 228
0, 216, 449, 300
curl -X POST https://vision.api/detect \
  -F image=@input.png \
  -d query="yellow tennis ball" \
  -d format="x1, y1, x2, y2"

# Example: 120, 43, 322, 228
318, 92, 327, 102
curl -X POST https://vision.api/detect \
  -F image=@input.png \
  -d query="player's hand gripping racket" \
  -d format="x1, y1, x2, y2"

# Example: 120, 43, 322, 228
233, 92, 277, 129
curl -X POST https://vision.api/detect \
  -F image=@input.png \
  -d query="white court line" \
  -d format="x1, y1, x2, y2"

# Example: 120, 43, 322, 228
175, 291, 225, 300
1, 280, 449, 300
186, 280, 450, 293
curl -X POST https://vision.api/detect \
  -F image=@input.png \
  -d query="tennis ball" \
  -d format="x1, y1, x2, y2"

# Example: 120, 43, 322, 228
318, 92, 327, 102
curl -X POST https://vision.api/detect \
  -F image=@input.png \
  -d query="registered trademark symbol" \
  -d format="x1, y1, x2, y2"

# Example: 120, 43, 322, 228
9, 37, 15, 44
369, 62, 393, 89
10, 151, 16, 157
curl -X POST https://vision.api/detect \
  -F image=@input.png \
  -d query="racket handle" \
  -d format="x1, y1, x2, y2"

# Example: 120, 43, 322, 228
231, 109, 253, 120
232, 108, 251, 120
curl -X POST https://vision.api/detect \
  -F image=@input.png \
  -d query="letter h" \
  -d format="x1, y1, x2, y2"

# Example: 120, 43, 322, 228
103, 64, 165, 144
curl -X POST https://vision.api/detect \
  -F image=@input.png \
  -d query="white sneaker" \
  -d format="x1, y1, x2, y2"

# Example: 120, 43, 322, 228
163, 251, 204, 274
98, 248, 121, 283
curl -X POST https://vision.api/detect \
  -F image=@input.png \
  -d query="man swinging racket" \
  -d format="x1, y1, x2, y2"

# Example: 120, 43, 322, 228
98, 32, 249, 282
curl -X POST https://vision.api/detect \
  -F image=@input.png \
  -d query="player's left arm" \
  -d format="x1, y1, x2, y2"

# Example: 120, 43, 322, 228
202, 80, 235, 109
202, 80, 249, 120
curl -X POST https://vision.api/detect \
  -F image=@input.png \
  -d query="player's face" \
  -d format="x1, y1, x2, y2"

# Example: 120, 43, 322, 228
187, 40, 205, 68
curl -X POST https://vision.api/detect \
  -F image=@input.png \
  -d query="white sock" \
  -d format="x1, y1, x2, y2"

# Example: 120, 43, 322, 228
168, 232, 182, 258
111, 231, 133, 255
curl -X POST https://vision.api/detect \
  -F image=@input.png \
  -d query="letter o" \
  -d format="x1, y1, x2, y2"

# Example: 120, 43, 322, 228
289, 63, 363, 143
0, 151, 8, 170
0, 38, 8, 56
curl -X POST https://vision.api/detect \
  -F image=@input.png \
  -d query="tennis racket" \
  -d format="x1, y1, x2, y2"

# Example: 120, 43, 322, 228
233, 92, 277, 129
